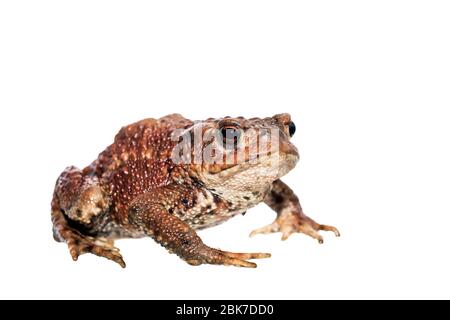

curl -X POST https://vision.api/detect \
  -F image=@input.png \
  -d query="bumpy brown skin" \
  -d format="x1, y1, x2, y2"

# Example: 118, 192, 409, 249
51, 113, 339, 268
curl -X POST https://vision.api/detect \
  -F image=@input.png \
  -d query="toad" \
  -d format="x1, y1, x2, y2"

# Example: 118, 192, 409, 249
51, 113, 339, 268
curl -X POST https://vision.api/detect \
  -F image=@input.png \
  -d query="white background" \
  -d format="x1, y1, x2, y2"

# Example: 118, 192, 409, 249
1, 1, 449, 300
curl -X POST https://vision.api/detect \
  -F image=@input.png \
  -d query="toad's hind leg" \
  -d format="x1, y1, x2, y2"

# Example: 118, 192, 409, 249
52, 201, 126, 268
51, 166, 125, 268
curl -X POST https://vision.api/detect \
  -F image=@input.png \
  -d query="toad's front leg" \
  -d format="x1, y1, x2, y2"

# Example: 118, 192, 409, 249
250, 179, 340, 243
128, 186, 271, 268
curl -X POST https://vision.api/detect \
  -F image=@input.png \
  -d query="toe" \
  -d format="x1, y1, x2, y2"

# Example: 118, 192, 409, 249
319, 224, 341, 237
299, 224, 324, 243
281, 230, 293, 241
91, 245, 126, 268
222, 251, 271, 260
249, 222, 280, 237
69, 249, 79, 261
67, 239, 80, 261
221, 257, 257, 268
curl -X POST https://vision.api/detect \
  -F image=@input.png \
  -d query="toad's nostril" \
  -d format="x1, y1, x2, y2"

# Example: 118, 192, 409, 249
288, 121, 296, 137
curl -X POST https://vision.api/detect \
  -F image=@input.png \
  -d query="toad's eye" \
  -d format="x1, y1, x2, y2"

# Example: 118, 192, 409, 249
220, 126, 241, 147
288, 121, 296, 137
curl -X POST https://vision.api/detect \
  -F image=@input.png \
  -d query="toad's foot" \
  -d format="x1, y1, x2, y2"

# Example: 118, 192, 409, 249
250, 211, 340, 243
56, 227, 125, 268
67, 233, 125, 268
52, 204, 126, 268
129, 189, 271, 268
185, 246, 271, 268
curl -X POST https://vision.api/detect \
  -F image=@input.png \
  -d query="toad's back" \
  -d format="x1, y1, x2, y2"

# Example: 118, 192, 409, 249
85, 114, 193, 218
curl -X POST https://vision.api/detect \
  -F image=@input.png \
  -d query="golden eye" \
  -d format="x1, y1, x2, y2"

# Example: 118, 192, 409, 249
220, 125, 241, 147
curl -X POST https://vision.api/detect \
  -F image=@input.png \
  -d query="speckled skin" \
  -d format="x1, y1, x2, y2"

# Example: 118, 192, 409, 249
51, 113, 339, 268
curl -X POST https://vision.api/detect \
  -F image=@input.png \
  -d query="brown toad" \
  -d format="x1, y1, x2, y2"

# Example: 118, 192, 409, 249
51, 113, 339, 268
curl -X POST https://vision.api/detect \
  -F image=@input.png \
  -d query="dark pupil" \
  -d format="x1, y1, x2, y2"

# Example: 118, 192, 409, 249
288, 121, 296, 137
221, 127, 239, 146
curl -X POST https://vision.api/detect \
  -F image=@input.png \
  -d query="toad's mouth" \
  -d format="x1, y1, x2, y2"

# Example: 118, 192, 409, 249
187, 136, 299, 178
206, 151, 299, 179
